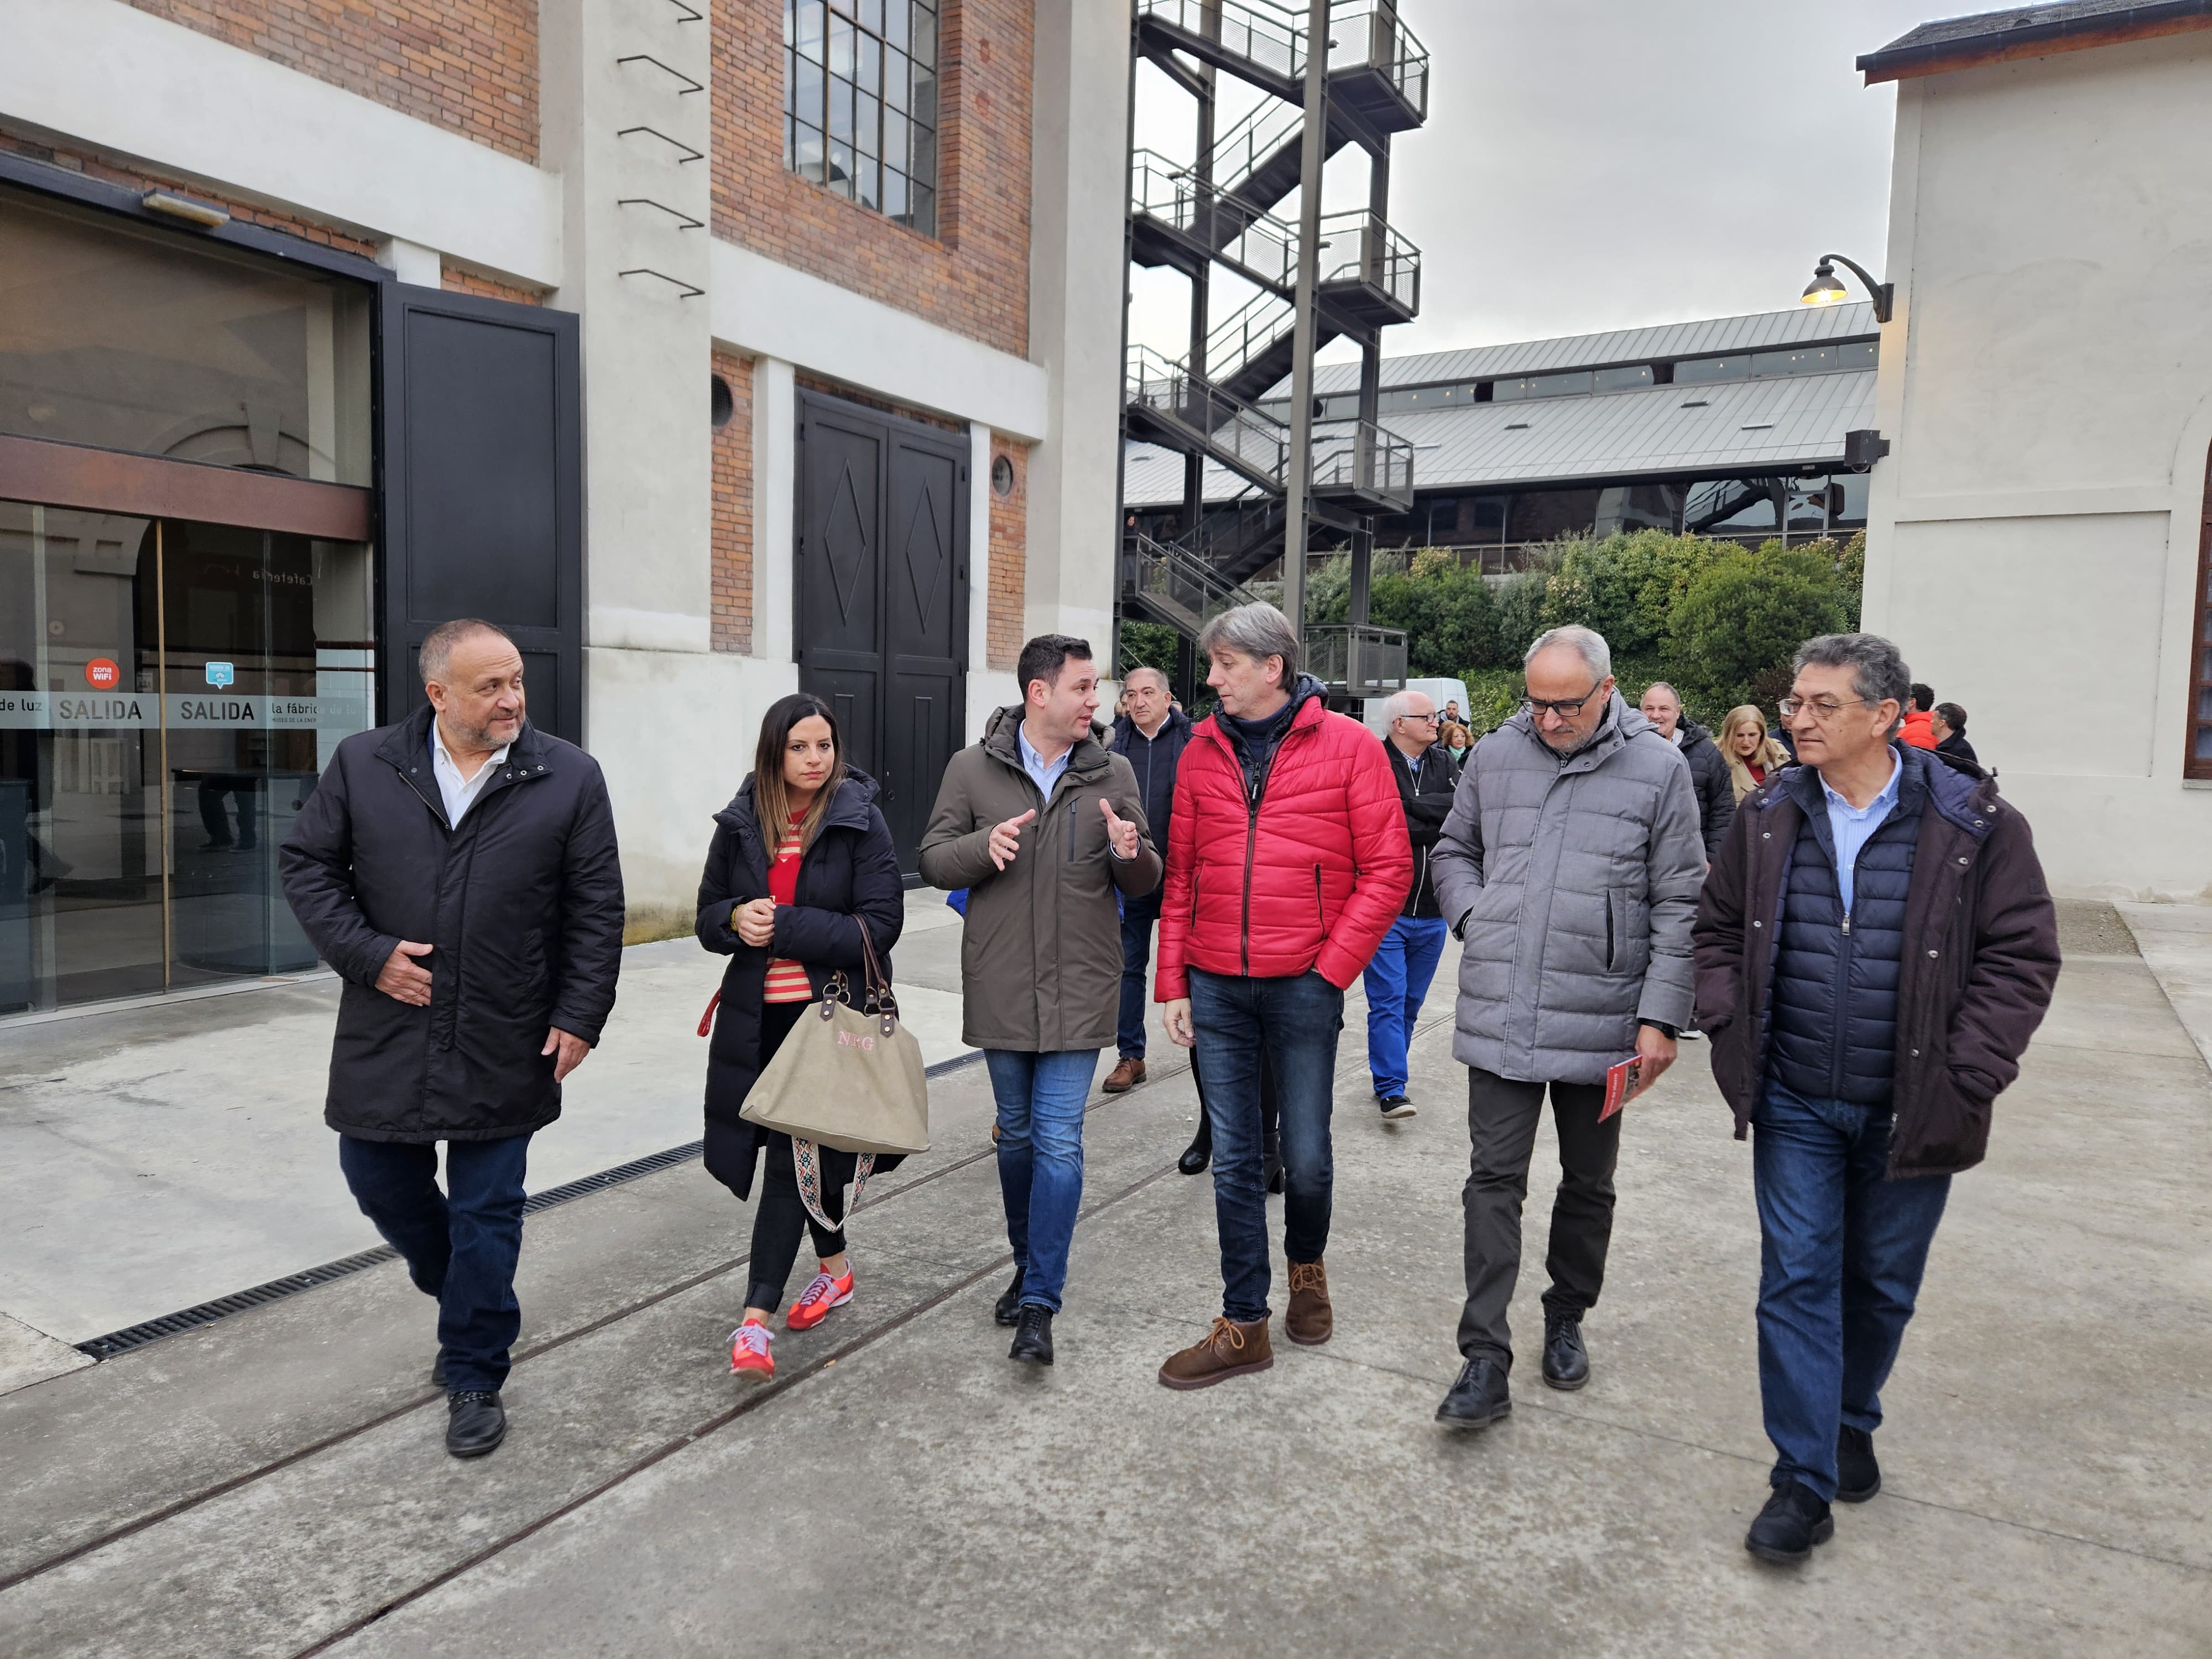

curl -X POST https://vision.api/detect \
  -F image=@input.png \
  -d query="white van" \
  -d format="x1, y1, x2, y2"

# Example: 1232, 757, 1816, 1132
1360, 677, 1472, 739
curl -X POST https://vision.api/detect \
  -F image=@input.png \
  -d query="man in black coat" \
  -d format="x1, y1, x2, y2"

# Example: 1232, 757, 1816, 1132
1640, 682, 1735, 860
1362, 688, 1458, 1117
280, 619, 624, 1459
1102, 665, 1194, 1093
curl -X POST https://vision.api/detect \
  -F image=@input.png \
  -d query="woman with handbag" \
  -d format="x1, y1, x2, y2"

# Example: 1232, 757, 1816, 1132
696, 692, 904, 1379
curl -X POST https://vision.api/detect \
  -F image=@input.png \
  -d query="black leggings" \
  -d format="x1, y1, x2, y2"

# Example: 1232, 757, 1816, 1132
742, 998, 858, 1311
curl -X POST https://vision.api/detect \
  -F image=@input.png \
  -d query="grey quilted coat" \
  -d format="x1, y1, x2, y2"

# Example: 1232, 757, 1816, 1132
1430, 694, 1706, 1084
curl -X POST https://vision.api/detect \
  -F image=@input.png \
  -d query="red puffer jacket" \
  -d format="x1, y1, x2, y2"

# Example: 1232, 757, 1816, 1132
1155, 688, 1412, 997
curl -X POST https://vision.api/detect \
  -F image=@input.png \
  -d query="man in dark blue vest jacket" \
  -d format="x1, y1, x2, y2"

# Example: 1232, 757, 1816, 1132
1103, 665, 1194, 1093
1694, 633, 2058, 1568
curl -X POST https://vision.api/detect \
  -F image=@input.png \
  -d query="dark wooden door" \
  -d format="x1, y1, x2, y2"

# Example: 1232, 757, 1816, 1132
796, 390, 968, 874
376, 283, 583, 742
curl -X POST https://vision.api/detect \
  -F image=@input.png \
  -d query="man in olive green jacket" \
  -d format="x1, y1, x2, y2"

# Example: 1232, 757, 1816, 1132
921, 634, 1161, 1366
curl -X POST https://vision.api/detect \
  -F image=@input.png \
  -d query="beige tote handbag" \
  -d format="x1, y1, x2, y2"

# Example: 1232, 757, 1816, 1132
739, 919, 928, 1226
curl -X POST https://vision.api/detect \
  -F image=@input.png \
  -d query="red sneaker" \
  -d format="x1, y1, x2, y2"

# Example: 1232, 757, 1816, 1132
729, 1319, 774, 1378
786, 1268, 854, 1331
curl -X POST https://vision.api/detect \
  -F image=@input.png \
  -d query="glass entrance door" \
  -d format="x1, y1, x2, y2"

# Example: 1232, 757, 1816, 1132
0, 499, 372, 1013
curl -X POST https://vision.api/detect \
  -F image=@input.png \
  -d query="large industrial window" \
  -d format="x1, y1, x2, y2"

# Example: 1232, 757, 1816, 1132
785, 0, 940, 236
2188, 445, 2212, 779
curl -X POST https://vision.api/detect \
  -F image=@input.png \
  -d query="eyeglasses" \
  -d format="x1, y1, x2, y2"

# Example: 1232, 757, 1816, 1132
1521, 684, 1602, 718
1397, 712, 1439, 724
1777, 695, 1875, 721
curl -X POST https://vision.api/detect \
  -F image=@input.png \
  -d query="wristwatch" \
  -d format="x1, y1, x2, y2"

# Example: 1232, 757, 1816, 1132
1639, 1020, 1678, 1041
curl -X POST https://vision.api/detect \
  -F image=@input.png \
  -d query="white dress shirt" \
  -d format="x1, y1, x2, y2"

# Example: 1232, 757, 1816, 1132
430, 719, 509, 827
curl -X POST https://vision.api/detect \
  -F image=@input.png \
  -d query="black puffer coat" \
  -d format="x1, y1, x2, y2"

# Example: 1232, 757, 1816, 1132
696, 770, 906, 1198
279, 704, 625, 1142
1677, 719, 1736, 859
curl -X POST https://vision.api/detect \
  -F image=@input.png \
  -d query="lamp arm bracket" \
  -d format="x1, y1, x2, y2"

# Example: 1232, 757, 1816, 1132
1818, 252, 1895, 324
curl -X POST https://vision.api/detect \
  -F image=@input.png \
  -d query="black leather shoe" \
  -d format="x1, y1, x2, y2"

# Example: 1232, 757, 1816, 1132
1009, 1306, 1054, 1365
430, 1348, 447, 1389
1378, 1094, 1417, 1120
1436, 1355, 1511, 1428
1262, 1130, 1284, 1195
993, 1267, 1026, 1326
1836, 1425, 1881, 1503
1541, 1313, 1589, 1391
1745, 1480, 1834, 1564
1177, 1119, 1212, 1176
445, 1391, 507, 1458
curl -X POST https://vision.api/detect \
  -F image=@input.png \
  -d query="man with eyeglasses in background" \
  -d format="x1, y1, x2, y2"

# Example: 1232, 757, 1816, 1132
1363, 688, 1458, 1119
1694, 633, 2057, 1566
1429, 625, 1705, 1428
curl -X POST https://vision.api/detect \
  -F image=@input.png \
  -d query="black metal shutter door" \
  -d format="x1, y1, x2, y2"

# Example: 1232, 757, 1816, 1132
376, 283, 583, 742
881, 425, 968, 865
796, 396, 886, 778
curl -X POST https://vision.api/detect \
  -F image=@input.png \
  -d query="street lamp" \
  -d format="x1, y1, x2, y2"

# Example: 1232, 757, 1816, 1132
1801, 253, 1893, 324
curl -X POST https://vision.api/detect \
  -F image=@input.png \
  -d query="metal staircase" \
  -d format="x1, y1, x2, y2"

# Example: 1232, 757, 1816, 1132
1118, 0, 1430, 698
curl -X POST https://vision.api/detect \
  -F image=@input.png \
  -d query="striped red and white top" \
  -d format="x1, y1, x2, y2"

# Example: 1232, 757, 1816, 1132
764, 811, 813, 1003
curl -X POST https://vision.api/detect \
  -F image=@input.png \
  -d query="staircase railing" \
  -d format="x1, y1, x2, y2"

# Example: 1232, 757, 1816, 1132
1310, 416, 1415, 507
1123, 530, 1275, 639
1134, 0, 1305, 83
1205, 288, 1295, 390
1130, 152, 1300, 293
1327, 0, 1431, 117
1305, 622, 1409, 696
1207, 95, 1306, 204
1317, 209, 1422, 314
1126, 344, 1290, 490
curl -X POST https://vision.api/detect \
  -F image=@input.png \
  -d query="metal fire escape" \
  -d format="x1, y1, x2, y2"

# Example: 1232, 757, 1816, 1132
1118, 0, 1429, 700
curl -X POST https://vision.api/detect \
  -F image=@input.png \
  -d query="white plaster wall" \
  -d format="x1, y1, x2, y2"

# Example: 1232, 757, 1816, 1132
1863, 33, 2212, 898
2, 0, 561, 287
1024, 0, 1133, 646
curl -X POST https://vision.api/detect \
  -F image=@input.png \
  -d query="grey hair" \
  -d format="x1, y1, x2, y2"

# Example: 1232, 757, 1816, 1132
1122, 664, 1171, 691
1792, 632, 1911, 734
1385, 688, 1432, 720
419, 618, 515, 686
1525, 624, 1612, 682
1198, 601, 1300, 687
1640, 680, 1681, 709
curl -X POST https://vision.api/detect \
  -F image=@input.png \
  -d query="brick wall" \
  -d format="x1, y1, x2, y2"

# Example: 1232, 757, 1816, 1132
3, 126, 381, 259
988, 435, 1029, 672
122, 0, 538, 164
441, 267, 545, 305
710, 0, 1031, 358
711, 352, 757, 654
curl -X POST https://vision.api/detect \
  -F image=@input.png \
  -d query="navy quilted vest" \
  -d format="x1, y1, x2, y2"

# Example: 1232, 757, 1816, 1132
1766, 775, 1923, 1105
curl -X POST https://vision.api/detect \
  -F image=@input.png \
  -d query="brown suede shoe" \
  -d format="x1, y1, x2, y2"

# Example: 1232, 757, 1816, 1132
1158, 1317, 1273, 1390
1102, 1056, 1146, 1093
1285, 1259, 1333, 1345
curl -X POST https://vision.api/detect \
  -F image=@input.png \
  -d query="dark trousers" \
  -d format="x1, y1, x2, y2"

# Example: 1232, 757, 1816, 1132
1752, 1081, 1951, 1503
1117, 896, 1161, 1059
1457, 1066, 1622, 1369
1188, 967, 1343, 1323
339, 1130, 532, 1395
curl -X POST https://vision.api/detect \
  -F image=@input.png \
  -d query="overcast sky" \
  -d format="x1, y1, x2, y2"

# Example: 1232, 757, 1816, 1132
1128, 0, 1945, 364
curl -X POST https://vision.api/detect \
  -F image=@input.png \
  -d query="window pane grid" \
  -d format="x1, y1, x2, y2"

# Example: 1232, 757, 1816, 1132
2192, 453, 2212, 778
786, 0, 936, 233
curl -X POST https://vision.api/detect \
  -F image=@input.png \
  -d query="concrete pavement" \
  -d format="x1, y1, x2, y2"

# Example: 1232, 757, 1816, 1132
0, 890, 975, 1352
0, 901, 2205, 1656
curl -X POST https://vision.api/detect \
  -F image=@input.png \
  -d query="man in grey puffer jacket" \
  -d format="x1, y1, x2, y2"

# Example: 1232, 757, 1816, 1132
1428, 625, 1706, 1430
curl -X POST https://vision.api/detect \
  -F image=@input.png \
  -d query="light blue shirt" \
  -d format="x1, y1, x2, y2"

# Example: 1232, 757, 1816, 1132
1822, 750, 1902, 915
1016, 722, 1072, 805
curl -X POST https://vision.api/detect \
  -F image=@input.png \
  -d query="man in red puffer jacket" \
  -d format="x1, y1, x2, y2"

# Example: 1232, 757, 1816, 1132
1153, 603, 1411, 1391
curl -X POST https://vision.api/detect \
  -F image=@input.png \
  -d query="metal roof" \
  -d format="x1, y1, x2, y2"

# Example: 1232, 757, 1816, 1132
1125, 367, 1877, 506
1859, 1, 2212, 79
1285, 303, 1877, 399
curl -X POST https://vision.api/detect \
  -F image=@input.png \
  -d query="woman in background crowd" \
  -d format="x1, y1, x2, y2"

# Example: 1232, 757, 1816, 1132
1721, 704, 1791, 802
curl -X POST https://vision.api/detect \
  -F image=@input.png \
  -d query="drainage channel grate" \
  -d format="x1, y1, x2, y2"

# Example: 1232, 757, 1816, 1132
74, 1139, 708, 1361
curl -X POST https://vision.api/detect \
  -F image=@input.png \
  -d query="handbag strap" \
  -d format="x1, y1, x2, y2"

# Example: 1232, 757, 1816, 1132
853, 916, 898, 1034
793, 1138, 874, 1234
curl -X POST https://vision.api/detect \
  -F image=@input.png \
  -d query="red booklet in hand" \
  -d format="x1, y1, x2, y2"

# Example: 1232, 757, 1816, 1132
1600, 1056, 1642, 1122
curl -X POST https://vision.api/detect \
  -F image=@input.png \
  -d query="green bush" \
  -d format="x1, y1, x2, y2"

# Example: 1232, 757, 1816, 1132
1663, 541, 1851, 714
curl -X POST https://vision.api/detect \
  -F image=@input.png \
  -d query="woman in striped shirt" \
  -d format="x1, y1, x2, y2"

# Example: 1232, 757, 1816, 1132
695, 693, 905, 1379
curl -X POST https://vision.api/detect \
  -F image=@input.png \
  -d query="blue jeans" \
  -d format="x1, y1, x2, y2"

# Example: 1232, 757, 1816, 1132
1361, 915, 1449, 1097
1117, 896, 1161, 1059
339, 1132, 533, 1395
1188, 967, 1344, 1323
984, 1048, 1098, 1313
1752, 1082, 1951, 1503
